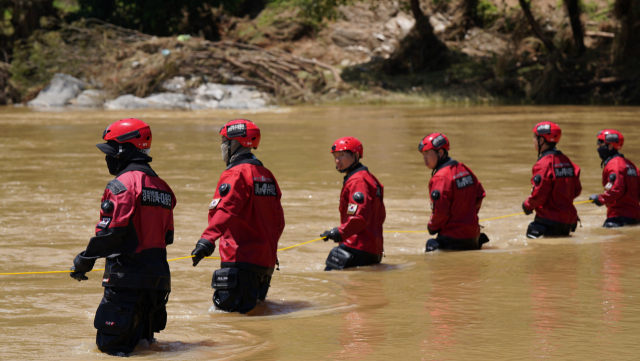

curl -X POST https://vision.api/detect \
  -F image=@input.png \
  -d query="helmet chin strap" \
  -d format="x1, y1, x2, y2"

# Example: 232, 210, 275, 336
226, 139, 233, 167
537, 136, 543, 159
337, 154, 360, 174
431, 151, 448, 177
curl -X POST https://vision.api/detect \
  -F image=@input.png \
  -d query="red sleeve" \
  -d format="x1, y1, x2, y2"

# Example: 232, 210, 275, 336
574, 164, 582, 199
428, 176, 452, 232
276, 181, 285, 238
524, 162, 552, 211
97, 186, 135, 231
476, 178, 486, 214
85, 181, 135, 258
200, 170, 249, 246
599, 164, 626, 205
168, 191, 176, 232
339, 180, 373, 240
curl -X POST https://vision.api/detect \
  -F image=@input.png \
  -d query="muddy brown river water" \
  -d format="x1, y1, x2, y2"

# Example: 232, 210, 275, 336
1, 105, 640, 360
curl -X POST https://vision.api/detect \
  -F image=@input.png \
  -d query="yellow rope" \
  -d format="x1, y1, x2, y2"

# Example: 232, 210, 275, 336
0, 199, 595, 276
0, 255, 221, 276
277, 238, 325, 252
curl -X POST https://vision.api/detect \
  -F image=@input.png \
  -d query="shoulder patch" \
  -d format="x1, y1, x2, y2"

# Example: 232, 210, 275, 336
455, 175, 474, 189
101, 200, 114, 213
609, 173, 617, 182
97, 217, 112, 229
352, 192, 365, 204
106, 179, 127, 195
533, 174, 542, 186
376, 185, 382, 198
628, 168, 638, 177
209, 198, 220, 209
347, 203, 358, 215
554, 167, 575, 178
431, 190, 441, 201
254, 182, 277, 196
141, 187, 173, 209
219, 183, 231, 196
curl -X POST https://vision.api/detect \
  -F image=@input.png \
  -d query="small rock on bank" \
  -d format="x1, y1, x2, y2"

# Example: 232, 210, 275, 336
105, 80, 269, 110
27, 73, 85, 107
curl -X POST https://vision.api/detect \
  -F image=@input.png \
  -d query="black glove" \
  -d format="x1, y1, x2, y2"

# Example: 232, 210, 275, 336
590, 194, 603, 206
191, 238, 216, 267
70, 266, 88, 281
522, 202, 533, 215
320, 227, 342, 243
428, 227, 439, 236
70, 252, 95, 282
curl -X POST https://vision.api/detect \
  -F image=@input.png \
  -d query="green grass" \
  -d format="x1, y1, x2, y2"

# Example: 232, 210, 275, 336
53, 0, 81, 13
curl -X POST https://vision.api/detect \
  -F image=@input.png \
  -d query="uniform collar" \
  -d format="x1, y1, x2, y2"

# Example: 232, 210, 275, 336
604, 153, 624, 167
117, 162, 157, 177
227, 153, 263, 169
539, 147, 562, 159
343, 163, 368, 184
433, 157, 458, 176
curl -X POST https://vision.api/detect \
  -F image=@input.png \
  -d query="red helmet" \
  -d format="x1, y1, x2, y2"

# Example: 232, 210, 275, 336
331, 137, 363, 158
597, 129, 624, 150
220, 119, 260, 149
98, 118, 152, 156
532, 122, 561, 143
419, 133, 450, 152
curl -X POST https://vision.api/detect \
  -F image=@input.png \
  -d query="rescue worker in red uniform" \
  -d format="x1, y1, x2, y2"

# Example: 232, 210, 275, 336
70, 118, 176, 356
419, 133, 488, 251
589, 129, 640, 227
522, 122, 582, 238
191, 119, 285, 314
321, 137, 386, 270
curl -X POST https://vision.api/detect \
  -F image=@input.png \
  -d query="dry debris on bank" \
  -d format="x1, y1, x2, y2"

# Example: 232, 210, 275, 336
10, 19, 344, 107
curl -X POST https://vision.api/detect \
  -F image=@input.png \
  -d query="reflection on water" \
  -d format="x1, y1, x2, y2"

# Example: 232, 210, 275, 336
1, 105, 640, 360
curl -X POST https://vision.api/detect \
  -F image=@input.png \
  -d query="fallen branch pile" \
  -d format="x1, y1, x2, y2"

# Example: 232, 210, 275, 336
12, 19, 342, 102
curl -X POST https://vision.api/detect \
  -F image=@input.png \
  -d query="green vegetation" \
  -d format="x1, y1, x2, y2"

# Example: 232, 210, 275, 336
476, 0, 500, 27
264, 0, 350, 25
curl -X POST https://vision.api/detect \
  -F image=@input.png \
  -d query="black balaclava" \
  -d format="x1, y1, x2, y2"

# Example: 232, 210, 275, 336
337, 152, 361, 174
598, 145, 618, 168
221, 137, 251, 167
101, 141, 152, 175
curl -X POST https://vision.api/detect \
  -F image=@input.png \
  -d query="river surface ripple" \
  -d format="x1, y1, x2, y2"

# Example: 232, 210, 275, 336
1, 105, 640, 360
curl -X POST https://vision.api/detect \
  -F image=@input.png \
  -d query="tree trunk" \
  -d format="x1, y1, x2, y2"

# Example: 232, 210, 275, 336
9, 0, 54, 41
464, 0, 481, 28
383, 0, 449, 74
612, 0, 640, 64
518, 0, 557, 53
565, 0, 585, 55
410, 0, 426, 22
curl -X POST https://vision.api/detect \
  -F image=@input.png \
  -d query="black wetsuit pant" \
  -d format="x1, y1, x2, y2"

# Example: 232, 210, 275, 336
94, 287, 169, 356
603, 216, 640, 228
425, 233, 489, 252
324, 244, 382, 271
212, 267, 272, 314
526, 217, 576, 238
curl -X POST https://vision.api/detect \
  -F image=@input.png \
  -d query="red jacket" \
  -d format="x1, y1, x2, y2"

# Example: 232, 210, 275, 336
428, 159, 485, 240
524, 149, 582, 225
597, 154, 640, 219
83, 163, 176, 291
201, 154, 285, 269
337, 164, 386, 255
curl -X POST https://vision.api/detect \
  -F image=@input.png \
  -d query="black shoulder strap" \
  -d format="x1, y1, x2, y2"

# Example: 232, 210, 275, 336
106, 179, 127, 195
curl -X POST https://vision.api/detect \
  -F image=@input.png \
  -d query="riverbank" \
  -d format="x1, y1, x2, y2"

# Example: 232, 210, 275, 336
2, 0, 638, 108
